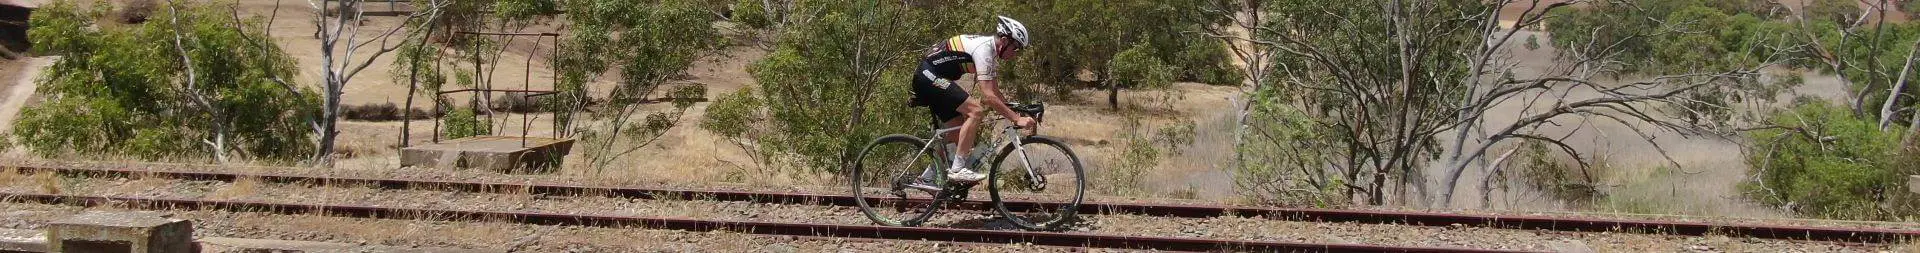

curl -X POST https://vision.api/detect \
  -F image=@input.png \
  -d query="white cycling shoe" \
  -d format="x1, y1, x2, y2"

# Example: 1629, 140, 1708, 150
947, 168, 987, 182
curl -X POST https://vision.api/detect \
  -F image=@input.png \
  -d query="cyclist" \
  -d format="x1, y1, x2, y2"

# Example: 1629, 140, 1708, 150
911, 16, 1036, 183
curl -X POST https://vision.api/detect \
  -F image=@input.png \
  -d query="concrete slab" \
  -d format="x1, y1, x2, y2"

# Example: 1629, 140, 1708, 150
198, 237, 504, 253
46, 211, 193, 253
401, 136, 573, 173
1909, 175, 1919, 194
0, 228, 46, 253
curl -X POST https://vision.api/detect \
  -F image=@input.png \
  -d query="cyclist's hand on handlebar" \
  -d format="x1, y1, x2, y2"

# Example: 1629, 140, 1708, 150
1014, 116, 1037, 131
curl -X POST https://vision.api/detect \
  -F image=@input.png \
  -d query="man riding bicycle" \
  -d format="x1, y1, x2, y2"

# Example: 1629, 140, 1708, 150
912, 16, 1036, 183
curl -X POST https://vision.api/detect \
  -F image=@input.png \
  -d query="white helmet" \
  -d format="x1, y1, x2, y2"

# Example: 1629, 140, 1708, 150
995, 16, 1031, 48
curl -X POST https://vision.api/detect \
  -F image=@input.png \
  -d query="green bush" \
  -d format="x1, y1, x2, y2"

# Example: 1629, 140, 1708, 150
13, 0, 316, 160
1109, 42, 1178, 108
701, 88, 763, 141
442, 108, 492, 139
1234, 87, 1344, 207
1743, 102, 1920, 220
745, 1, 963, 172
1110, 43, 1176, 91
731, 0, 771, 29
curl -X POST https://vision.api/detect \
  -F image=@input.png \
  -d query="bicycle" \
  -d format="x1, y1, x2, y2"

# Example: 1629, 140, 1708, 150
849, 101, 1087, 230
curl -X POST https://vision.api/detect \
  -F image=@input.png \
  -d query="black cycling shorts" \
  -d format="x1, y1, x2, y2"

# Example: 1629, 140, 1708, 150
912, 62, 970, 122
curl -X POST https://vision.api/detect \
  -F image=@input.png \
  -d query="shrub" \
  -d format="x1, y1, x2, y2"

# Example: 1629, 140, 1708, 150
702, 88, 763, 141
731, 0, 771, 29
342, 103, 402, 121
442, 108, 491, 139
744, 1, 964, 173
116, 0, 156, 24
491, 92, 548, 113
14, 0, 316, 160
1234, 87, 1345, 207
1108, 42, 1177, 108
1742, 102, 1920, 220
341, 103, 438, 121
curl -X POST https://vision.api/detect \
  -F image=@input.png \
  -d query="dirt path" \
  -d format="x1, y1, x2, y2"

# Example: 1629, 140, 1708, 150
0, 57, 49, 135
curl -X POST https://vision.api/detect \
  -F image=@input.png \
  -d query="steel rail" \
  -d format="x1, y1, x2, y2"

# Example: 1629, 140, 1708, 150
12, 165, 1920, 243
0, 193, 1533, 253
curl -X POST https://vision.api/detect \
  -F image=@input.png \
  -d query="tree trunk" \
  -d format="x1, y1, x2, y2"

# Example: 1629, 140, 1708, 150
400, 20, 440, 148
1879, 39, 1920, 130
1108, 81, 1120, 110
1906, 104, 1920, 144
318, 81, 341, 166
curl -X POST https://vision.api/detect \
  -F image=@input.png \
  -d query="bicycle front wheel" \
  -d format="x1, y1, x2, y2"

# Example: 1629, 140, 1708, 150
986, 136, 1086, 230
850, 134, 944, 227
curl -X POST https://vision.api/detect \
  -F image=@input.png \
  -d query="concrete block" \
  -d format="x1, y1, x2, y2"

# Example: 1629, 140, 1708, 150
402, 136, 573, 173
46, 212, 193, 253
1909, 175, 1919, 194
0, 228, 46, 253
198, 237, 503, 253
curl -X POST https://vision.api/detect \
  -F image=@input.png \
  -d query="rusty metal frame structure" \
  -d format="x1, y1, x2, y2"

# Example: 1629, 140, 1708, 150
12, 164, 1919, 244
425, 30, 563, 147
429, 88, 558, 146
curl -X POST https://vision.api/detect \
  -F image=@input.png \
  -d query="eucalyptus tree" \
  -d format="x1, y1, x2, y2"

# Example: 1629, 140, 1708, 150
308, 0, 448, 165
1195, 0, 1798, 206
14, 0, 315, 162
546, 0, 723, 171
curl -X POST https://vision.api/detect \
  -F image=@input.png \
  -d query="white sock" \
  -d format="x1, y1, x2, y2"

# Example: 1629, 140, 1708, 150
950, 152, 967, 171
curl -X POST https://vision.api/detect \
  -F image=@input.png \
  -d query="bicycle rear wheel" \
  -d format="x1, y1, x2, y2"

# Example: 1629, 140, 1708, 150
986, 136, 1086, 230
850, 134, 945, 226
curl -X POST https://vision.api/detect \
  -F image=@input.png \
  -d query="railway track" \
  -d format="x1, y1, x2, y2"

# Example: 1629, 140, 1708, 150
8, 164, 1920, 244
0, 193, 1534, 252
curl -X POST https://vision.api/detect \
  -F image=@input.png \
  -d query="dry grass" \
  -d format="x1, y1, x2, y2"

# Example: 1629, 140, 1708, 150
212, 176, 262, 200
33, 171, 60, 194
0, 166, 18, 186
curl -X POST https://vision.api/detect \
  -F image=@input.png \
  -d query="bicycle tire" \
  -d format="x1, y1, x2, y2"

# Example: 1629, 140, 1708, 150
850, 134, 946, 227
986, 136, 1086, 230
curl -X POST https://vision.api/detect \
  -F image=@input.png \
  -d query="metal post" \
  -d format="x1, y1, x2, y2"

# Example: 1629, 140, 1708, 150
521, 36, 539, 148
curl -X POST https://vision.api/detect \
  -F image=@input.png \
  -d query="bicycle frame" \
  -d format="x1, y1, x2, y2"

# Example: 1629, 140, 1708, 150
901, 116, 1042, 192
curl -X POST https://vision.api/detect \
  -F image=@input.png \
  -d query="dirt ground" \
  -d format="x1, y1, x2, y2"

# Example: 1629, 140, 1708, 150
0, 56, 49, 149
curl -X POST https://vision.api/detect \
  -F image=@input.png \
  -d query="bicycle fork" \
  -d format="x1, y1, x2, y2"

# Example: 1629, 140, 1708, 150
1005, 129, 1048, 192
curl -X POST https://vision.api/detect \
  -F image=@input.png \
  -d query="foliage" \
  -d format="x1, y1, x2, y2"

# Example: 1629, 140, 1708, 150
1102, 116, 1159, 196
702, 88, 764, 141
492, 0, 558, 24
12, 0, 316, 161
1546, 0, 1798, 75
1511, 140, 1602, 204
731, 0, 772, 29
441, 108, 492, 139
745, 0, 963, 172
1251, 0, 1487, 204
1234, 86, 1344, 206
546, 0, 724, 170
1743, 102, 1919, 220
983, 0, 1241, 103
1108, 42, 1178, 108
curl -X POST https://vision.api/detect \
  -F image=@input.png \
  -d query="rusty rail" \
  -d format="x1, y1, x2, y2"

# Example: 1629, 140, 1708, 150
12, 165, 1920, 243
0, 193, 1532, 252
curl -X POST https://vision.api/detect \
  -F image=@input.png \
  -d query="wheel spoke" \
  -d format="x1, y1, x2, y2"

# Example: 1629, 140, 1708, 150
852, 135, 945, 227
988, 137, 1085, 231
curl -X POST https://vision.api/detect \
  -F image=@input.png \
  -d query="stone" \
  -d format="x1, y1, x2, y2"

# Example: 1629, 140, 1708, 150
0, 228, 47, 253
757, 243, 796, 253
401, 136, 574, 173
1909, 175, 1919, 194
197, 237, 504, 253
1542, 240, 1596, 253
45, 212, 193, 253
